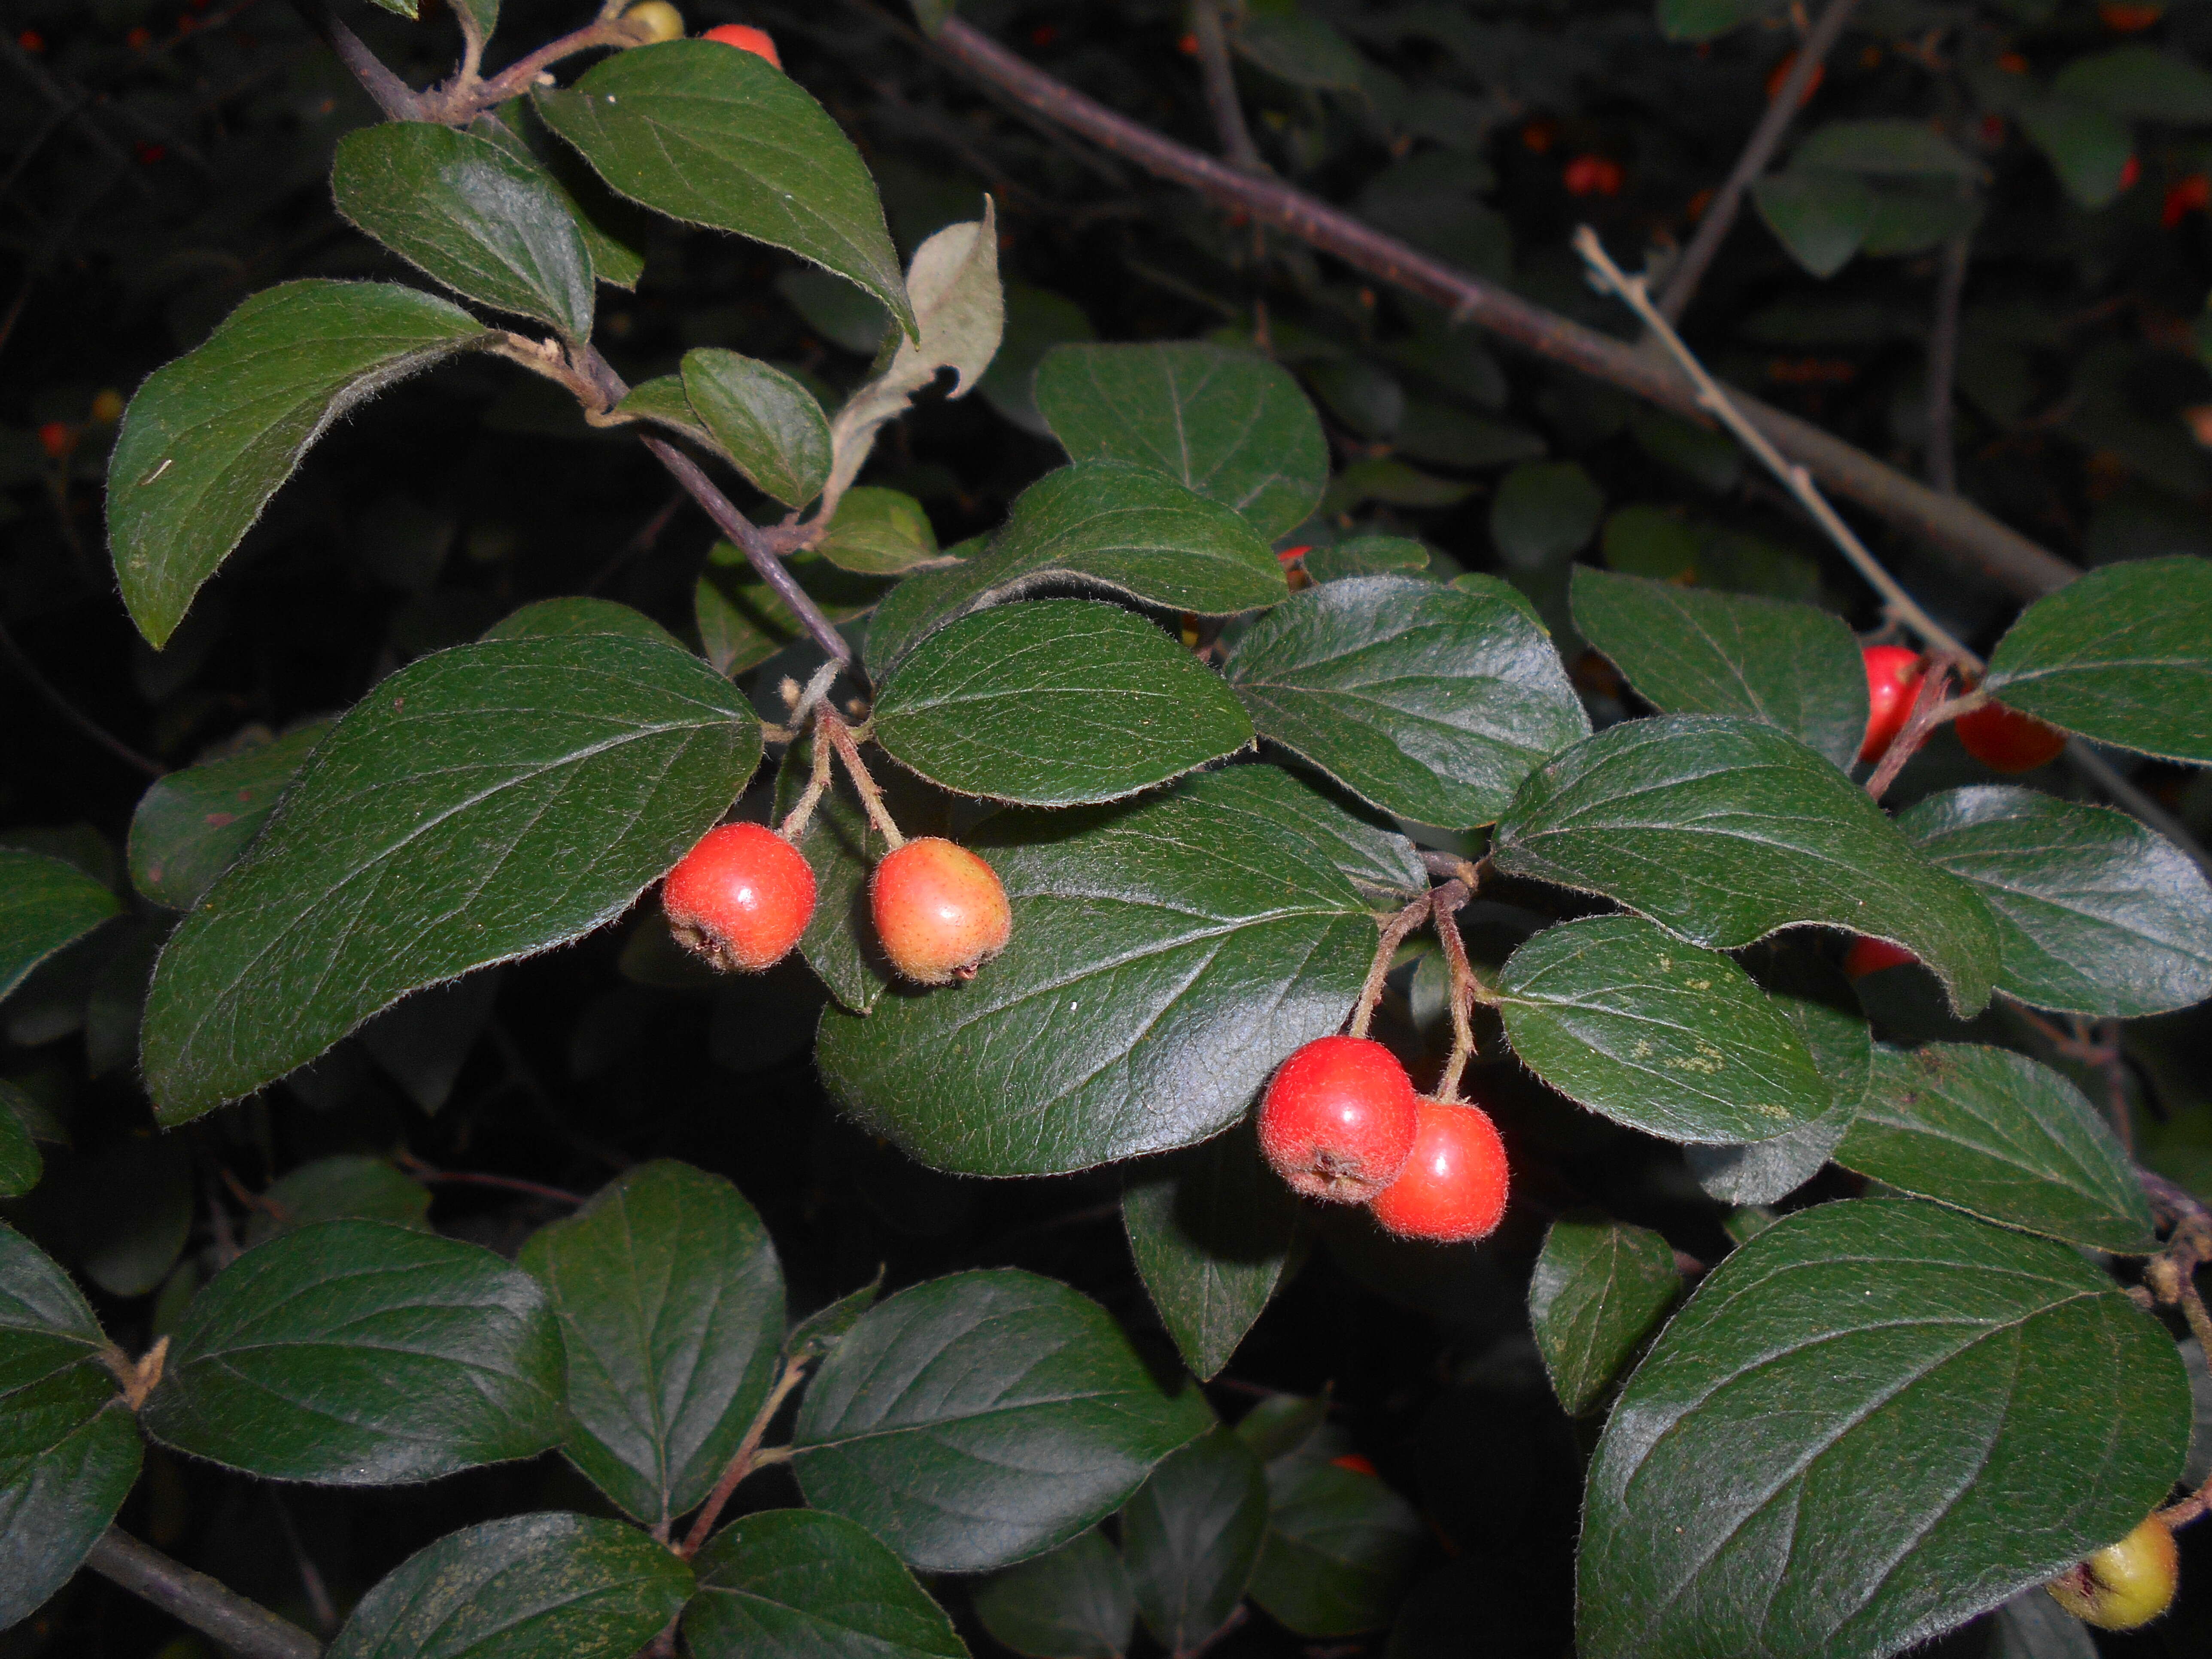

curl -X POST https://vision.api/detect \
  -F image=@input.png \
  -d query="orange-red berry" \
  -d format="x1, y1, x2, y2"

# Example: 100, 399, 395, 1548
1858, 644, 1923, 764
702, 22, 781, 68
2099, 2, 2164, 33
1564, 155, 1623, 197
2119, 155, 2142, 191
1367, 1097, 1510, 1243
663, 821, 816, 972
2048, 1513, 2179, 1629
1258, 1035, 1420, 1203
871, 836, 1011, 984
2162, 173, 2210, 228
1844, 937, 1917, 978
1956, 698, 2067, 773
36, 422, 73, 461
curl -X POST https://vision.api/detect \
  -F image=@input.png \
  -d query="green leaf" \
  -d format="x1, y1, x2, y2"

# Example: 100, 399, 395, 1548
862, 459, 1286, 682
816, 767, 1379, 1176
780, 268, 889, 354
1899, 786, 2212, 1018
1, 849, 120, 1003
1656, 0, 1769, 44
1569, 567, 1867, 770
787, 1277, 882, 1367
1496, 916, 1834, 1143
1034, 343, 1326, 541
1393, 403, 1545, 471
1122, 1124, 1298, 1382
1301, 535, 1429, 583
535, 41, 912, 338
973, 1529, 1134, 1659
520, 1161, 784, 1526
0, 1379, 140, 1630
243, 1155, 430, 1245
1577, 1199, 2191, 1659
816, 486, 939, 574
1489, 462, 1603, 569
1232, 1393, 1327, 1463
1982, 557, 2212, 763
698, 545, 888, 677
141, 1218, 565, 1483
1321, 458, 1472, 517
481, 596, 684, 650
140, 634, 761, 1124
1122, 1429, 1268, 1652
1752, 170, 1877, 278
790, 1268, 1212, 1572
109, 281, 490, 648
126, 722, 331, 910
326, 1512, 695, 1659
1223, 574, 1589, 830
682, 349, 833, 509
1990, 1589, 2098, 1659
873, 599, 1253, 807
332, 122, 595, 341
2018, 101, 2136, 209
1248, 1453, 1424, 1636
609, 372, 719, 451
1233, 12, 1367, 91
1528, 1214, 1680, 1416
1491, 715, 2000, 1015
477, 103, 650, 291
1796, 119, 1980, 178
2053, 45, 2212, 124
0, 1098, 37, 1198
686, 1507, 963, 1659
1836, 1045, 2157, 1253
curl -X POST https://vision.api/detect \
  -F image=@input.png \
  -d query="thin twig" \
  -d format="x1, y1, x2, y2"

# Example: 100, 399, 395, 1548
289, 0, 425, 120
1577, 228, 1982, 668
818, 714, 904, 847
0, 613, 162, 777
392, 1152, 583, 1208
451, 17, 633, 117
87, 1528, 323, 1659
1347, 894, 1432, 1040
1190, 2, 1266, 175
1430, 879, 1481, 1103
267, 1493, 339, 1637
1656, 0, 1865, 322
1924, 234, 1970, 495
1863, 660, 1972, 802
0, 36, 160, 198
678, 1353, 814, 1556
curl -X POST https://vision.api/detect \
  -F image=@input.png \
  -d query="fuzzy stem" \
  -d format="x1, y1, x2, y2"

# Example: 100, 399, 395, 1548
678, 1354, 814, 1556
819, 714, 905, 848
776, 724, 838, 842
1348, 894, 1432, 1040
1430, 879, 1481, 1103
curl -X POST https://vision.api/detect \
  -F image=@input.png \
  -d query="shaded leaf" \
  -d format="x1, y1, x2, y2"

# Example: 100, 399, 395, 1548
1753, 170, 1876, 278
1, 849, 120, 1003
477, 102, 650, 291
697, 546, 888, 677
973, 1529, 1134, 1659
0, 1100, 37, 1199
1795, 119, 1980, 178
683, 348, 833, 509
1528, 1214, 1681, 1416
244, 1155, 430, 1246
0, 1386, 140, 1630
2018, 101, 2136, 210
480, 596, 684, 650
685, 1506, 964, 1659
817, 486, 939, 574
127, 723, 332, 911
1248, 1453, 1424, 1637
1490, 462, 1602, 568
1122, 1429, 1268, 1653
2053, 45, 2212, 124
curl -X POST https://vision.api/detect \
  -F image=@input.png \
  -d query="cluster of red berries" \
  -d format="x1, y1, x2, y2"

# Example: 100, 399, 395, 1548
1858, 643, 2066, 773
620, 3, 781, 66
1257, 1035, 1510, 1244
1563, 155, 1623, 198
663, 821, 1010, 985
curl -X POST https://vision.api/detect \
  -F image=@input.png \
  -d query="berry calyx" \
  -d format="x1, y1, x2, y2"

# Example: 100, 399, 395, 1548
2046, 1514, 2179, 1630
662, 821, 816, 973
1858, 644, 1923, 764
871, 837, 1011, 984
1257, 1036, 1419, 1203
1844, 937, 1917, 978
619, 1, 684, 43
702, 21, 781, 67
1955, 697, 2066, 773
1367, 1097, 1510, 1243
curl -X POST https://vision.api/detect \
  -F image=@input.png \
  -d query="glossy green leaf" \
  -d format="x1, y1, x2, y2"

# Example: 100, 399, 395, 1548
126, 722, 332, 910
326, 1512, 695, 1659
873, 599, 1253, 807
816, 486, 939, 575
682, 348, 832, 509
610, 372, 719, 452
1835, 1045, 2156, 1253
1577, 1199, 2190, 1659
865, 462, 1285, 676
332, 122, 594, 340
1301, 535, 1429, 582
520, 1161, 784, 1526
243, 1155, 430, 1245
0, 1099, 37, 1198
0, 1379, 140, 1631
109, 281, 490, 647
477, 103, 650, 291
140, 634, 761, 1124
1248, 1452, 1424, 1636
1123, 1428, 1268, 1652
1034, 343, 1326, 540
1489, 462, 1603, 568
697, 545, 888, 677
1899, 785, 2212, 1017
2053, 45, 2212, 123
1569, 566, 1867, 769
816, 767, 1379, 1176
534, 41, 912, 337
141, 1218, 565, 1483
1224, 574, 1589, 830
1528, 1214, 1681, 1416
1491, 715, 1999, 1015
1753, 170, 1876, 278
1982, 557, 2212, 763
1497, 916, 1835, 1143
1, 849, 119, 1003
1122, 1124, 1298, 1382
480, 596, 684, 649
973, 1528, 1134, 1659
790, 1268, 1212, 1572
685, 1507, 963, 1659
2018, 101, 2136, 209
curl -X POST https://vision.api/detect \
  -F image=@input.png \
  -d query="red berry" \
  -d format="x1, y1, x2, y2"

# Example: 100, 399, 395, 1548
18, 28, 44, 51
1257, 1036, 1419, 1203
1844, 937, 1917, 978
36, 421, 73, 461
870, 837, 1011, 984
1955, 699, 2067, 773
702, 22, 781, 68
2162, 173, 2210, 228
2119, 154, 2142, 191
1367, 1097, 1509, 1243
1330, 1452, 1378, 1476
2099, 2, 2164, 33
1858, 644, 1923, 764
1565, 155, 1623, 197
663, 821, 816, 972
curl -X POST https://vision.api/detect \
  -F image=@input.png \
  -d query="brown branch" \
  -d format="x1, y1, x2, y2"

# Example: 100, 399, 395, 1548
1190, 2, 1266, 175
921, 13, 2077, 604
1862, 659, 1966, 802
1347, 893, 1432, 1041
1656, 0, 1865, 323
0, 612, 163, 777
1430, 878, 1480, 1103
449, 17, 634, 118
678, 1353, 814, 1556
87, 1528, 324, 1659
1924, 234, 1969, 495
289, 0, 425, 121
